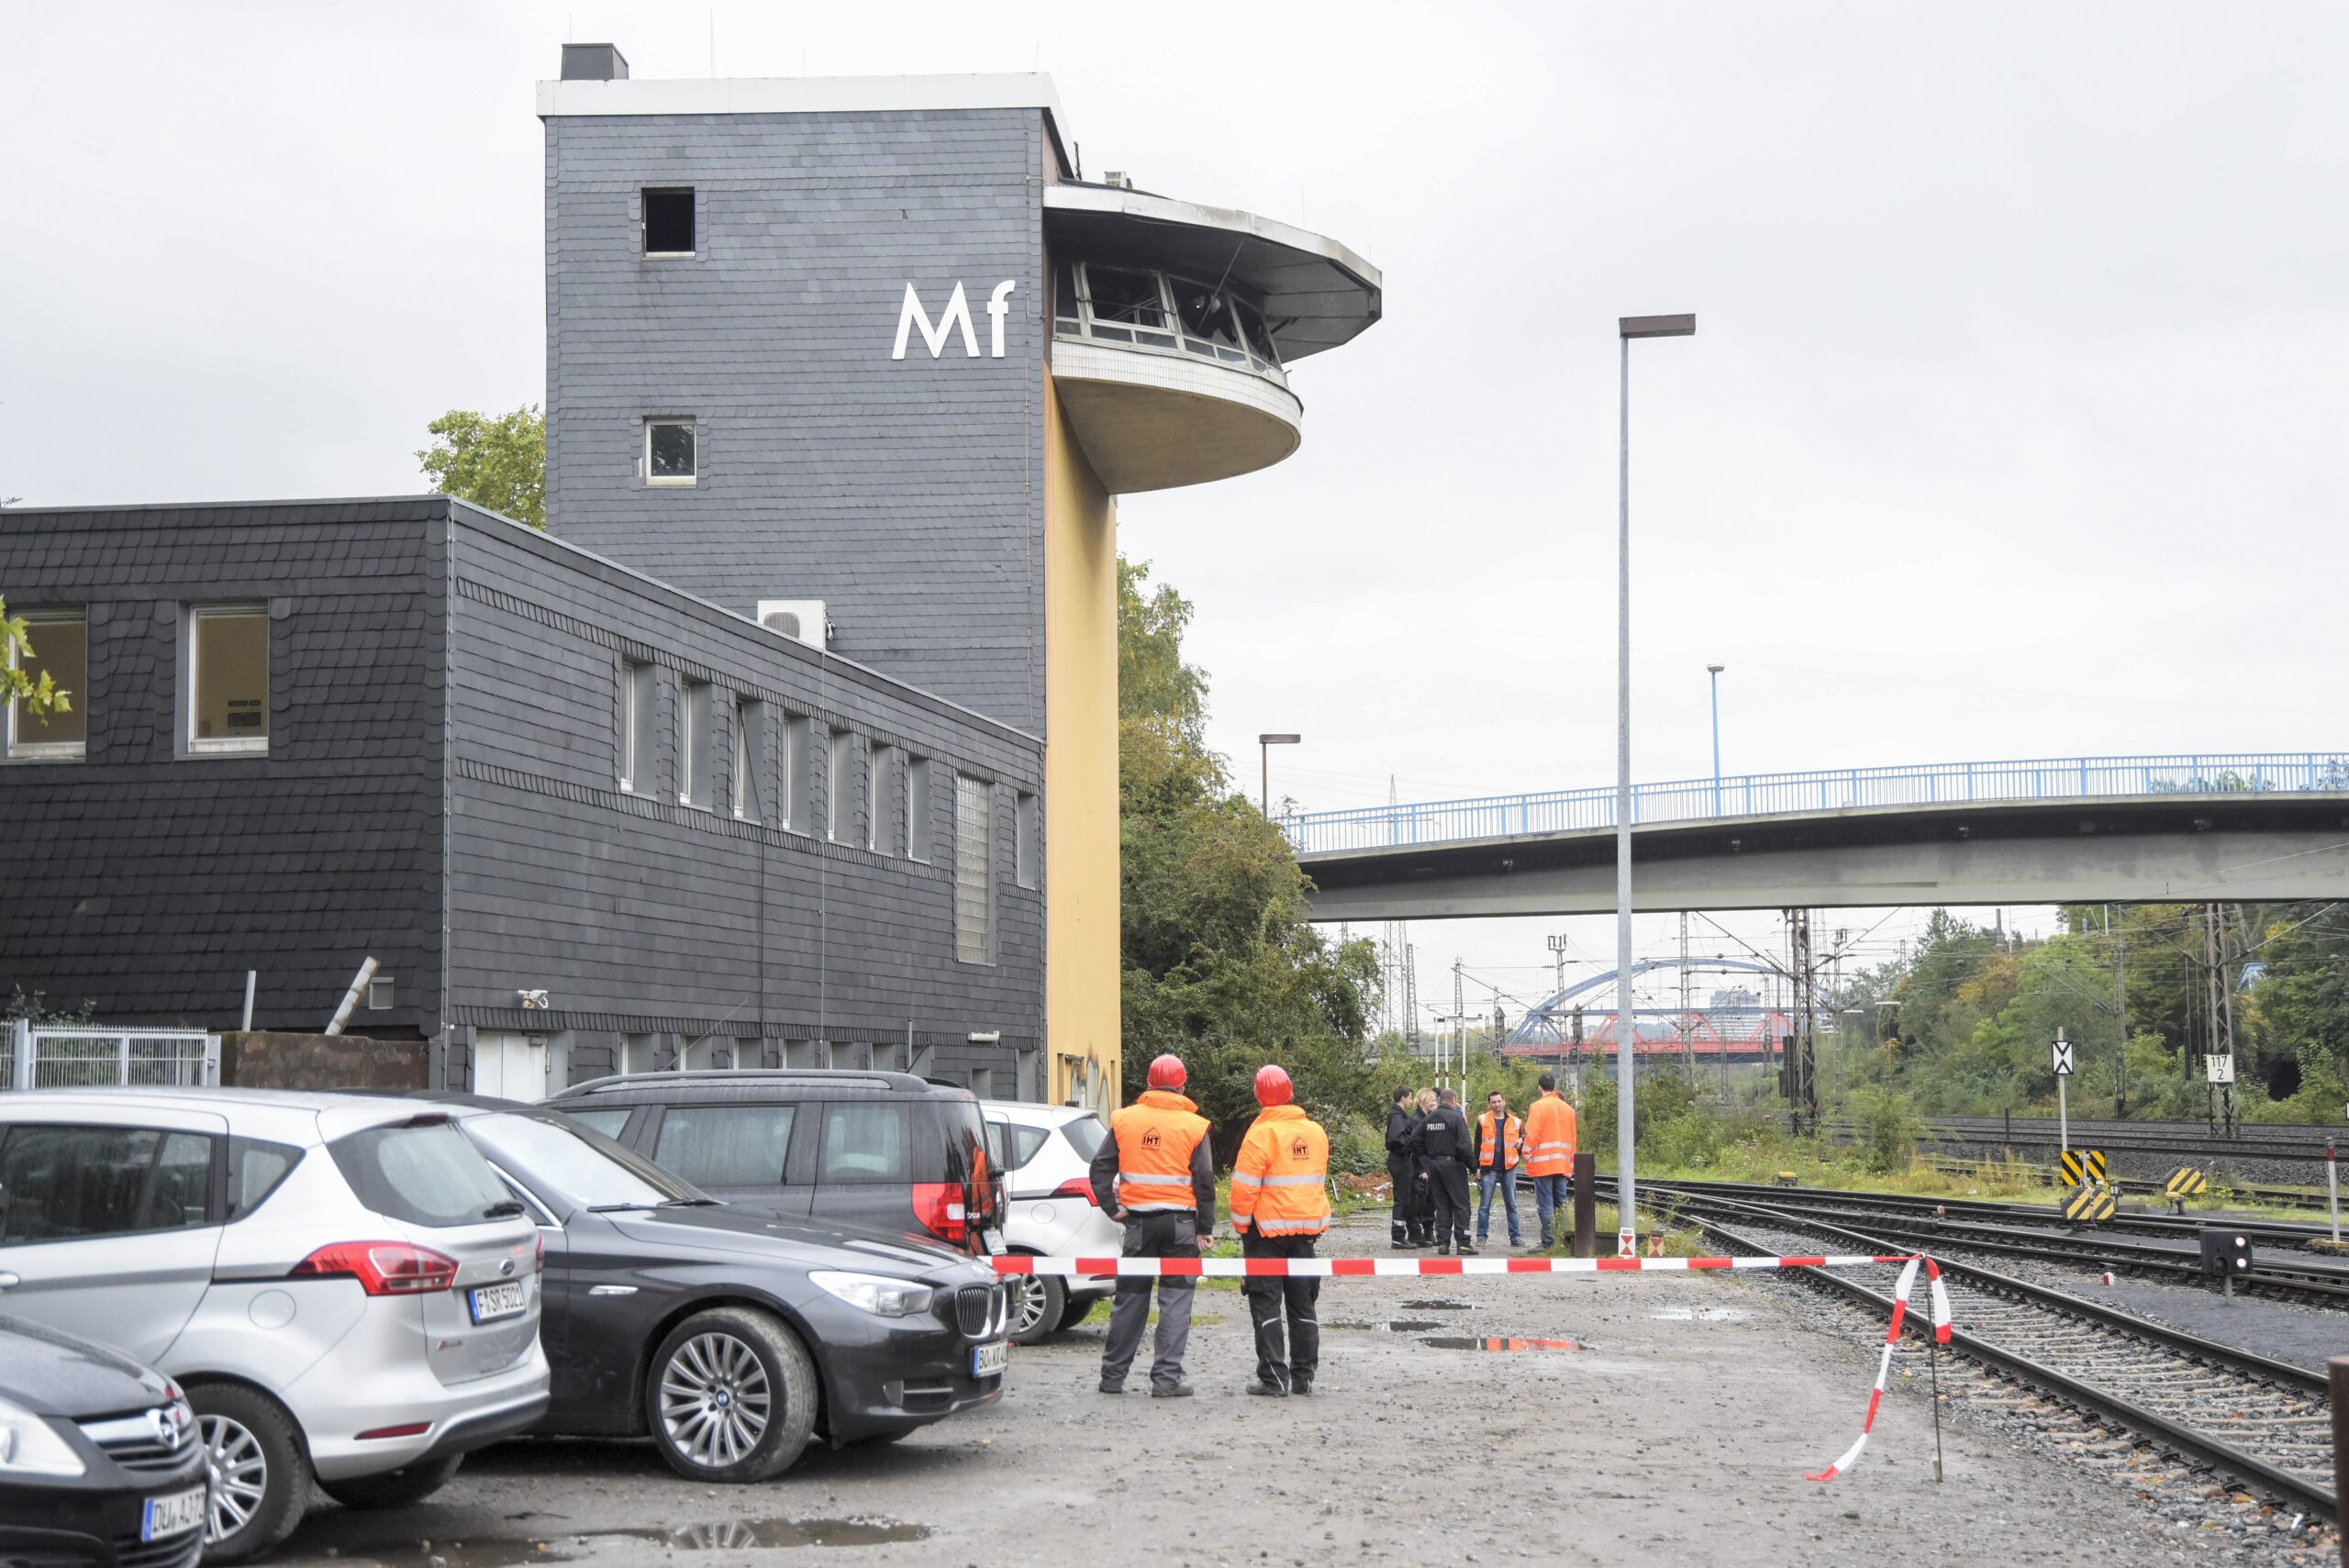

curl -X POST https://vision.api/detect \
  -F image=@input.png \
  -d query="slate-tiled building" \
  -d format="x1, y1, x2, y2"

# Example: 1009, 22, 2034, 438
0, 50, 1382, 1103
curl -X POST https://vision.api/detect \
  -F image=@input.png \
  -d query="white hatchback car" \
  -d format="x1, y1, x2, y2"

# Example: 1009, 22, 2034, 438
0, 1090, 550, 1562
980, 1102, 1122, 1343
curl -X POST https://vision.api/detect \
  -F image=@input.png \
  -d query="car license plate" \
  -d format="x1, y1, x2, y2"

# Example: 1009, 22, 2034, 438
143, 1485, 206, 1542
470, 1282, 527, 1323
980, 1228, 1005, 1255
971, 1340, 1008, 1378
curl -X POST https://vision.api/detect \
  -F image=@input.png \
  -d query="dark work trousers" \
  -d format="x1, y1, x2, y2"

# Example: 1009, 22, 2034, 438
1241, 1229, 1322, 1391
1386, 1155, 1416, 1244
1099, 1211, 1198, 1392
1407, 1159, 1436, 1244
1425, 1156, 1473, 1248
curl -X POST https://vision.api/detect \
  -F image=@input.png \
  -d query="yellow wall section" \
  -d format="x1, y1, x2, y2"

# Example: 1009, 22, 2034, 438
1041, 373, 1122, 1112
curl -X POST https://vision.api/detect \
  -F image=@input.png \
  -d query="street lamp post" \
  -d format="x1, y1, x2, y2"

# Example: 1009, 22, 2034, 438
1707, 663, 1725, 817
1258, 733, 1299, 819
1614, 312, 1695, 1260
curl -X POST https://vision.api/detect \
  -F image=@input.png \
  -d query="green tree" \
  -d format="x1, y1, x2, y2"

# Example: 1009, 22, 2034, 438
1117, 559, 1380, 1158
1, 597, 70, 725
417, 406, 546, 528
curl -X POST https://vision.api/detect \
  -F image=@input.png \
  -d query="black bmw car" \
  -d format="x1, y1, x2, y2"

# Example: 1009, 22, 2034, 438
0, 1316, 208, 1568
440, 1104, 1008, 1482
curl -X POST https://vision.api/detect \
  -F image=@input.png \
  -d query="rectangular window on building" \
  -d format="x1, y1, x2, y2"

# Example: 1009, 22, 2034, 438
185, 605, 269, 755
678, 679, 714, 808
734, 697, 766, 822
828, 728, 855, 843
366, 974, 395, 1011
645, 418, 696, 485
618, 659, 656, 793
1016, 791, 1040, 890
783, 714, 813, 834
955, 773, 994, 965
907, 757, 933, 862
866, 743, 897, 855
5, 610, 86, 760
642, 186, 695, 255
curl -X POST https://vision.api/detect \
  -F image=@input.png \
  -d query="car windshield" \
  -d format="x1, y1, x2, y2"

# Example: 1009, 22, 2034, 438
467, 1113, 709, 1214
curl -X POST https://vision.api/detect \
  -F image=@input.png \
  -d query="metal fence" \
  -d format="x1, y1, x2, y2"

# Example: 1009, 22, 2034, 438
4, 1023, 222, 1091
1282, 751, 2349, 856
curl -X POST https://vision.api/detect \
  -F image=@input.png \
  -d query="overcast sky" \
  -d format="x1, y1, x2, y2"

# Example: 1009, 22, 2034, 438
6, 3, 2342, 1029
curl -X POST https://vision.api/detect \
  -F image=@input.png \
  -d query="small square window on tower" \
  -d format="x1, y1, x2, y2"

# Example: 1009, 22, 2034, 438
643, 187, 695, 255
645, 418, 696, 485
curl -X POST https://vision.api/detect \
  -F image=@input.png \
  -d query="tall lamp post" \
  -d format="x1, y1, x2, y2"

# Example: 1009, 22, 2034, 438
1707, 663, 1726, 816
1614, 311, 1696, 1260
1258, 733, 1299, 818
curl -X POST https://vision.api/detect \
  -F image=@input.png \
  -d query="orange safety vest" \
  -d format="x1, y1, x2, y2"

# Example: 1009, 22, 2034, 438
1229, 1105, 1330, 1237
1522, 1091, 1577, 1176
1109, 1089, 1208, 1213
1476, 1111, 1523, 1170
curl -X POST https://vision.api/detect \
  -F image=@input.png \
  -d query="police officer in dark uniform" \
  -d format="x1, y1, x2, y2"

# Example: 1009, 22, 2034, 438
1383, 1086, 1419, 1249
1415, 1087, 1477, 1255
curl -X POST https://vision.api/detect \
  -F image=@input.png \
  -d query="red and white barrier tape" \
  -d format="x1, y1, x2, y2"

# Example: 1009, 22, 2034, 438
1807, 1256, 1954, 1484
991, 1251, 1915, 1278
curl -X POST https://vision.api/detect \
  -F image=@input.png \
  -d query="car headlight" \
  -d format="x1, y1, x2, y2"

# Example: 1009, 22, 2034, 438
0, 1396, 86, 1478
809, 1270, 936, 1318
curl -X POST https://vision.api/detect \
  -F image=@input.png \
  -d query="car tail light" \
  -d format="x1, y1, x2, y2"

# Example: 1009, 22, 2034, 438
1050, 1177, 1098, 1206
535, 1231, 545, 1272
911, 1182, 969, 1246
291, 1241, 459, 1296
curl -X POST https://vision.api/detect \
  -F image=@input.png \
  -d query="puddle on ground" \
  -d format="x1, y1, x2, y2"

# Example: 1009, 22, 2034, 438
1418, 1335, 1586, 1353
1385, 1319, 1443, 1332
1647, 1307, 1753, 1322
294, 1516, 930, 1566
1398, 1299, 1472, 1311
1326, 1321, 1376, 1331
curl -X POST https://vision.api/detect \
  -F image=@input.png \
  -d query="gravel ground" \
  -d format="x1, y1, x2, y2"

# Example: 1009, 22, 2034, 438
264, 1210, 2332, 1568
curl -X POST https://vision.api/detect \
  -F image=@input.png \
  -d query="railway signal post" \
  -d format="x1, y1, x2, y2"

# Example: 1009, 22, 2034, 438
2051, 1029, 2075, 1156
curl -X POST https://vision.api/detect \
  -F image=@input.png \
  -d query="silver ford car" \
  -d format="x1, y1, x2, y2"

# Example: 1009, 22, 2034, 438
0, 1089, 550, 1562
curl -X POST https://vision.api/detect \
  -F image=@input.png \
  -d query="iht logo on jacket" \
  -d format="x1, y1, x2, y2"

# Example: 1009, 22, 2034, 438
1291, 1137, 1310, 1159
1141, 1128, 1163, 1149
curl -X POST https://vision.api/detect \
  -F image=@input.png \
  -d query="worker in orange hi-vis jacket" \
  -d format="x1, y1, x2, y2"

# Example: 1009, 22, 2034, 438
1521, 1071, 1579, 1251
1228, 1064, 1330, 1397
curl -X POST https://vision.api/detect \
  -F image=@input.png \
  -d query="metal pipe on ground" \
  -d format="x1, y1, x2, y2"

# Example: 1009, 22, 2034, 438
322, 957, 378, 1038
1573, 1152, 1597, 1258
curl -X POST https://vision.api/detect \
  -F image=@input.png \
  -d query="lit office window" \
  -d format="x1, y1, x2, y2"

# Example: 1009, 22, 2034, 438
186, 606, 269, 754
5, 611, 86, 760
955, 773, 993, 965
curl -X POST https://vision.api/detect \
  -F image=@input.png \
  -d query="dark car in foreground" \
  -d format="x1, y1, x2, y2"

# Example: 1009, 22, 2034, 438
438, 1104, 1008, 1481
542, 1070, 1006, 1256
0, 1315, 208, 1568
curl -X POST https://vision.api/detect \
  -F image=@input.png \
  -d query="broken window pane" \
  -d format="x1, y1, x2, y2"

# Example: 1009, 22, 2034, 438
1085, 265, 1165, 328
1170, 280, 1244, 356
643, 188, 695, 254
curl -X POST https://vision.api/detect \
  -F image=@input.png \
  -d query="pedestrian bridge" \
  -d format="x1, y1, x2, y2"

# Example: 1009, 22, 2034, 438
1286, 751, 2349, 920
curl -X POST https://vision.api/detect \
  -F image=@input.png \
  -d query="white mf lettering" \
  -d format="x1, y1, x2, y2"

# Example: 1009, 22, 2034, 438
893, 280, 1017, 360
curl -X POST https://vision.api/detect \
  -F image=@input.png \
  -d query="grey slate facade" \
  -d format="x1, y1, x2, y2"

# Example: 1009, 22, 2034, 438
542, 106, 1054, 733
1, 497, 1044, 1094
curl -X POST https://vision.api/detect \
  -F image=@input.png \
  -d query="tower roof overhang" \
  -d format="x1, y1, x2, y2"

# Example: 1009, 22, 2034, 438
1043, 183, 1381, 361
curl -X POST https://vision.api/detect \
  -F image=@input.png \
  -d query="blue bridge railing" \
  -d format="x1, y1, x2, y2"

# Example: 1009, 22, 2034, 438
1281, 751, 2349, 857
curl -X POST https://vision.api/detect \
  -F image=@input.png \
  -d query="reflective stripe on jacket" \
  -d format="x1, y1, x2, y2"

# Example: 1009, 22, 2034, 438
1108, 1089, 1210, 1212
1522, 1091, 1577, 1175
1230, 1104, 1330, 1237
1476, 1111, 1523, 1171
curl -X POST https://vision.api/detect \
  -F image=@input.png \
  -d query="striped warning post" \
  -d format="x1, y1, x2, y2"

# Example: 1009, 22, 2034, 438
1806, 1257, 1954, 1484
991, 1252, 1915, 1278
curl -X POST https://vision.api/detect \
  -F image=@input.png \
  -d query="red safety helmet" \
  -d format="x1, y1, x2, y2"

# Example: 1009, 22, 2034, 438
1253, 1064, 1293, 1106
1146, 1053, 1187, 1090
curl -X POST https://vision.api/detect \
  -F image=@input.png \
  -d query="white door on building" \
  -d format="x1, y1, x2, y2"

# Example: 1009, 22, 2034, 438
474, 1031, 548, 1101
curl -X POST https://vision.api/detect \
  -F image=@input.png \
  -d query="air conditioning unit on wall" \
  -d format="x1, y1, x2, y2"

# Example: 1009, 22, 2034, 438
757, 599, 831, 650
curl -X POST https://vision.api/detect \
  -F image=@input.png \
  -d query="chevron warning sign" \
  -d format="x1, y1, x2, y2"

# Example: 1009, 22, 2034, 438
2064, 1184, 2117, 1224
2059, 1149, 2107, 1186
2165, 1167, 2208, 1202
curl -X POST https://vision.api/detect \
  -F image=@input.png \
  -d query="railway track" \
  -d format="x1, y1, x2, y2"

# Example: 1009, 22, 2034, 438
1595, 1176, 2338, 1520
1639, 1177, 2349, 1300
1827, 1114, 2343, 1168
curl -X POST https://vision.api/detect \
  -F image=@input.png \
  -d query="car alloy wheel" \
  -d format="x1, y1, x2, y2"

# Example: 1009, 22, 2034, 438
1006, 1267, 1066, 1345
201, 1412, 270, 1545
658, 1331, 774, 1469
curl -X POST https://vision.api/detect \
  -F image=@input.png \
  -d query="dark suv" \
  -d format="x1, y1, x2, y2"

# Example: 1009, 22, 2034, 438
543, 1071, 1005, 1254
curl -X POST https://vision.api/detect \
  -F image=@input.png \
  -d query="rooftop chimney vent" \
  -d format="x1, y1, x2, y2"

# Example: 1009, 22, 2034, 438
1102, 171, 1134, 190
561, 43, 630, 81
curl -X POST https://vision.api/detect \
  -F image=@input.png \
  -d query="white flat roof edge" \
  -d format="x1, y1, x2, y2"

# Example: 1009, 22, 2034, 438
536, 72, 1068, 144
1042, 183, 1380, 292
